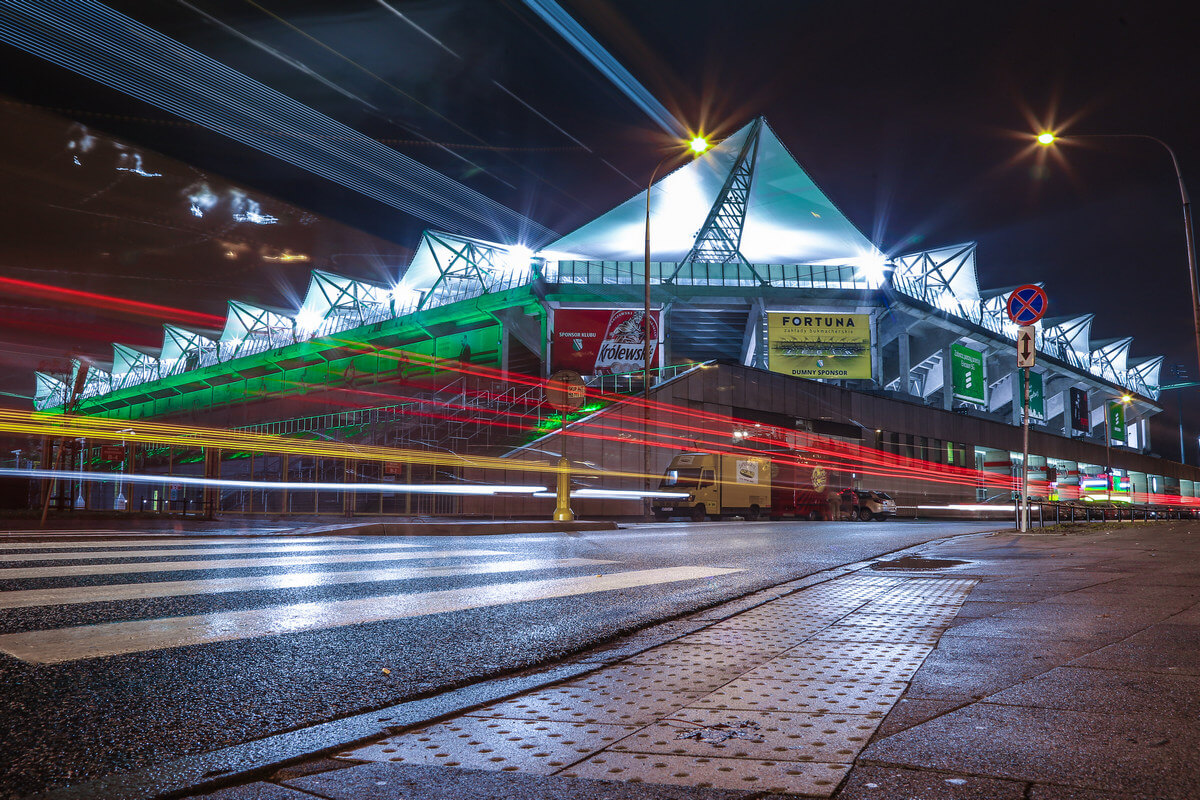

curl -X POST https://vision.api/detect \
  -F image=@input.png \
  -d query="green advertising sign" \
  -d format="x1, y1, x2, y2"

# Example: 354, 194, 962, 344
951, 343, 985, 404
1017, 369, 1044, 418
1108, 401, 1126, 443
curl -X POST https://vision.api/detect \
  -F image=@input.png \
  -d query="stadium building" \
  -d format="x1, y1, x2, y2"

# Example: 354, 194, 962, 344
32, 118, 1200, 518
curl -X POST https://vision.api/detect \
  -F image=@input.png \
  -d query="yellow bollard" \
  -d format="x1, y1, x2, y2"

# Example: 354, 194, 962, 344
553, 456, 574, 521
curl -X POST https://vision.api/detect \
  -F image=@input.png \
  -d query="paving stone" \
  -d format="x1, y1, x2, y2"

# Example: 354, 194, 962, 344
559, 751, 851, 796
858, 703, 1200, 799
831, 764, 1026, 799
689, 678, 906, 714
1070, 623, 1200, 676
1026, 783, 1157, 800
871, 697, 966, 739
984, 666, 1200, 717
611, 708, 881, 762
468, 685, 704, 725
340, 717, 639, 774
285, 761, 757, 800
945, 601, 1027, 620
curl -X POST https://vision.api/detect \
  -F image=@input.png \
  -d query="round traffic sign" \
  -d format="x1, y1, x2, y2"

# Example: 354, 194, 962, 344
1006, 285, 1048, 325
545, 370, 585, 412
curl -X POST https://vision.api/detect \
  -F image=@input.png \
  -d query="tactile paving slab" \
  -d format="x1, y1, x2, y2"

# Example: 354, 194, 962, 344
689, 677, 907, 714
468, 685, 705, 725
610, 708, 882, 762
624, 642, 775, 671
556, 663, 744, 695
558, 751, 852, 795
337, 572, 976, 798
343, 717, 639, 773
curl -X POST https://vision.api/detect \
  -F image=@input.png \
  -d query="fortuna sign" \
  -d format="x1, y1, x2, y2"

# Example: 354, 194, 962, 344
1006, 285, 1048, 325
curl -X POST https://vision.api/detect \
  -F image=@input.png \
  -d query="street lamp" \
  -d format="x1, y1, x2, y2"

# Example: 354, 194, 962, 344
1036, 131, 1200, 383
642, 134, 710, 517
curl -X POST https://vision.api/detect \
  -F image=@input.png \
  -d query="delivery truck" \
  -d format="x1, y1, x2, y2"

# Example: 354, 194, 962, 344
652, 452, 771, 522
769, 459, 837, 521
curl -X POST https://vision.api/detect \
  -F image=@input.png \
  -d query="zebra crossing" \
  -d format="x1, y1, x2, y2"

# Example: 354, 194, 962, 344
0, 536, 741, 665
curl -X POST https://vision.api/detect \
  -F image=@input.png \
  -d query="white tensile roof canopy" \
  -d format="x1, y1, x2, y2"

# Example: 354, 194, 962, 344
545, 117, 881, 266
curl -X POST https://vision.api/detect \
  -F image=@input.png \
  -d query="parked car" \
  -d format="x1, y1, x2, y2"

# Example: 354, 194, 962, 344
838, 489, 897, 521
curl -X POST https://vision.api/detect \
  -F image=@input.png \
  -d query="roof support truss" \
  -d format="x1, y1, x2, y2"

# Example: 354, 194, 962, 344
667, 118, 767, 285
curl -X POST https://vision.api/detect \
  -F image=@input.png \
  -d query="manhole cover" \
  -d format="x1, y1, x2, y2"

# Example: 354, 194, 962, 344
870, 556, 968, 571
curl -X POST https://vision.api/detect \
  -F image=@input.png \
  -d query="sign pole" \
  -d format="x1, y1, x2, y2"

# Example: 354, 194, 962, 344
1007, 286, 1047, 532
1021, 366, 1031, 532
546, 370, 584, 522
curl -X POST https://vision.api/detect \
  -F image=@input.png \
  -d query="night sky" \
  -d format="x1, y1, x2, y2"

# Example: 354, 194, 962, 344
0, 0, 1197, 450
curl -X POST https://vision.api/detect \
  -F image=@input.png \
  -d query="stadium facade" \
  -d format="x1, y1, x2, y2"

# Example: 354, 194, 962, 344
32, 118, 1200, 517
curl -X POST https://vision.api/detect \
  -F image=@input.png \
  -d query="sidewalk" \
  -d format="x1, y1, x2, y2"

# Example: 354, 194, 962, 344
80, 521, 1200, 799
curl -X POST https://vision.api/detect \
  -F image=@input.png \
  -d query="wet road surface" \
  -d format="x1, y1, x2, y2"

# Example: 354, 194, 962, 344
0, 519, 995, 796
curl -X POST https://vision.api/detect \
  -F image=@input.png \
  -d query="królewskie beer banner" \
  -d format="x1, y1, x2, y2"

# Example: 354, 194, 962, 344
766, 312, 872, 379
551, 308, 661, 375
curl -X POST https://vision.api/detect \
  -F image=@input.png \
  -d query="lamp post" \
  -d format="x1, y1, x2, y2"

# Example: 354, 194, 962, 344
1037, 132, 1200, 382
642, 136, 710, 517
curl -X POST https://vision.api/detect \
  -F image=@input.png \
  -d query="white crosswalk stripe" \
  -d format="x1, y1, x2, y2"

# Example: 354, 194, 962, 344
0, 537, 358, 550
0, 536, 742, 664
0, 541, 425, 562
0, 558, 618, 609
0, 548, 508, 579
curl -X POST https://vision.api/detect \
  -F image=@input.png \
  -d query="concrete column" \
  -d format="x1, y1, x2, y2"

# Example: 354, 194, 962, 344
941, 348, 954, 410
898, 334, 912, 395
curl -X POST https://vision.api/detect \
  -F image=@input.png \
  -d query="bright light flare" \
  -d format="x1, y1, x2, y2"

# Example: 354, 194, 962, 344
689, 136, 710, 154
293, 308, 324, 333
1037, 132, 1057, 145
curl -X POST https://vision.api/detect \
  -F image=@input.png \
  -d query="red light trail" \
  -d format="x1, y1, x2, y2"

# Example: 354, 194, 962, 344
0, 276, 226, 328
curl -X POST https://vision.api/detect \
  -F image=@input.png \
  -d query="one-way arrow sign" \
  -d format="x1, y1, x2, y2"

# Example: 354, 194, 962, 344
1017, 325, 1036, 367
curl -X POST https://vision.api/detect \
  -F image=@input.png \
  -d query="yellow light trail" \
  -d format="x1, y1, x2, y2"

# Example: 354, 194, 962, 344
0, 409, 655, 481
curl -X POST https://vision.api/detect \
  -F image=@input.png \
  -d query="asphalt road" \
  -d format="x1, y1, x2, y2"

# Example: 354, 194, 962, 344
0, 519, 997, 797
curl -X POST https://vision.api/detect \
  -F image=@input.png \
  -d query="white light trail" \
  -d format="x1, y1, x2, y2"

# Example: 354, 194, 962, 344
0, 468, 545, 496
0, 0, 556, 243
520, 0, 687, 138
532, 489, 689, 500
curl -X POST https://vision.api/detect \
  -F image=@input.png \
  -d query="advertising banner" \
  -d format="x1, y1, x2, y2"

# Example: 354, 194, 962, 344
766, 312, 872, 379
1108, 401, 1127, 443
1017, 370, 1044, 418
1070, 387, 1090, 433
551, 308, 660, 375
950, 343, 985, 404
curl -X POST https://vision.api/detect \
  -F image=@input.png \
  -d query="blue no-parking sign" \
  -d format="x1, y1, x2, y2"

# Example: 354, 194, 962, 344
1006, 285, 1048, 325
